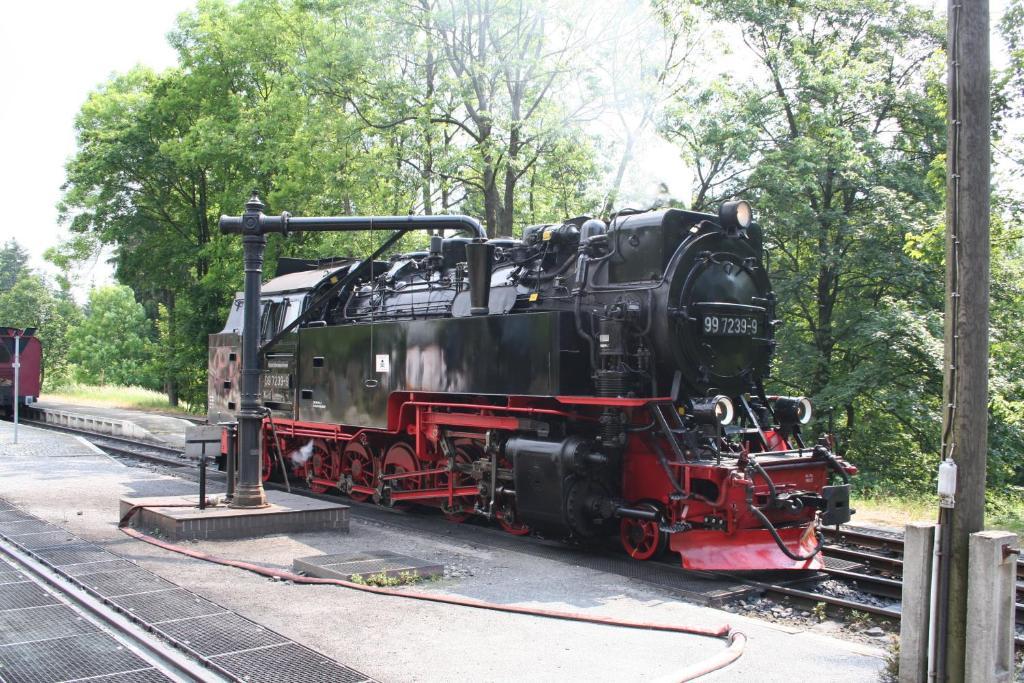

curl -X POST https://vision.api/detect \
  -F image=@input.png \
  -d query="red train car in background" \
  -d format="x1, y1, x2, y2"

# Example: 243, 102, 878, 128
0, 328, 41, 419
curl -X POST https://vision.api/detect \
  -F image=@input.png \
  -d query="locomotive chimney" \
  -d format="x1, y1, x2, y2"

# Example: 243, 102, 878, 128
466, 238, 494, 315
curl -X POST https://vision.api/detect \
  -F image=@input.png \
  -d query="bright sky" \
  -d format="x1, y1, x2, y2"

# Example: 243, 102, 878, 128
0, 1, 195, 288
0, 1, 1016, 293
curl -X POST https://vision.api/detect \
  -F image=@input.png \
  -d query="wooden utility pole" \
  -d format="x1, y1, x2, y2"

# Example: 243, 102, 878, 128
940, 1, 990, 680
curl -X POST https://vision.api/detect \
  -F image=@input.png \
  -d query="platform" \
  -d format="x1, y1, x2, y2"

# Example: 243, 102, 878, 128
0, 497, 374, 682
28, 399, 194, 449
120, 492, 350, 540
0, 419, 887, 682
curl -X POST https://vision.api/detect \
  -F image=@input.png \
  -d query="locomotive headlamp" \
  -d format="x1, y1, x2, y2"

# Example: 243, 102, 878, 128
772, 396, 813, 426
718, 200, 753, 233
692, 395, 735, 426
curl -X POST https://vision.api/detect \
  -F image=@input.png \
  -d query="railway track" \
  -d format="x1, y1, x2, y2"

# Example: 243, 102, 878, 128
825, 523, 1024, 581
0, 533, 223, 682
824, 525, 1024, 601
16, 417, 1021, 646
817, 526, 1024, 647
20, 418, 189, 464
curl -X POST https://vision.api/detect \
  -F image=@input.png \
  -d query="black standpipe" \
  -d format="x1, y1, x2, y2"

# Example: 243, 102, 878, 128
219, 190, 485, 509
230, 194, 275, 508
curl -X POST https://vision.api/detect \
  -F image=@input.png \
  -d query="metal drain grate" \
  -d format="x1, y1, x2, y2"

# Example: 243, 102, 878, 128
0, 502, 375, 683
822, 556, 866, 572
62, 560, 139, 578
11, 530, 80, 550
844, 524, 904, 541
0, 604, 100, 646
76, 569, 177, 599
33, 544, 120, 568
153, 612, 289, 657
109, 589, 227, 624
0, 570, 25, 585
0, 581, 60, 611
210, 642, 374, 683
728, 568, 825, 587
0, 510, 35, 524
0, 632, 153, 682
78, 669, 179, 682
0, 519, 59, 537
294, 550, 443, 582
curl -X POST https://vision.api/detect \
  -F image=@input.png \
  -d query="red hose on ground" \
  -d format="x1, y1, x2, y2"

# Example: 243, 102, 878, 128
119, 505, 745, 681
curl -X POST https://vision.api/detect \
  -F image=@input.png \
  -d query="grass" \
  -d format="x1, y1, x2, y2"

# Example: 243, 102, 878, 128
985, 491, 1024, 535
879, 638, 900, 683
811, 601, 828, 622
348, 571, 421, 587
851, 492, 1024, 535
850, 494, 936, 528
44, 383, 200, 415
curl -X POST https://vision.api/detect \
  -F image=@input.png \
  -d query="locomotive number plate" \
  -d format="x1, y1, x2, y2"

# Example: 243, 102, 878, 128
702, 315, 758, 336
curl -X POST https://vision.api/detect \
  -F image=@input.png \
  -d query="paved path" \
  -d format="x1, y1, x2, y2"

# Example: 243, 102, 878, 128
0, 421, 886, 682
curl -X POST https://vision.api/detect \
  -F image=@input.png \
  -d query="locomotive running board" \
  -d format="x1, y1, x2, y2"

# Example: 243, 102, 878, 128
669, 527, 824, 571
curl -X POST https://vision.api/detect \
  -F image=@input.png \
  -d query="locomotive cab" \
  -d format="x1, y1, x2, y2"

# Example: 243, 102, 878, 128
207, 260, 357, 425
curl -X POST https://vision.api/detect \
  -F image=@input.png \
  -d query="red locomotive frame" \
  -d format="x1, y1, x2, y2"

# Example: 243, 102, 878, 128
246, 392, 855, 570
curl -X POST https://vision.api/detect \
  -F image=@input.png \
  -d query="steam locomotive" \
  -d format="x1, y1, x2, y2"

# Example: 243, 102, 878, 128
209, 201, 855, 570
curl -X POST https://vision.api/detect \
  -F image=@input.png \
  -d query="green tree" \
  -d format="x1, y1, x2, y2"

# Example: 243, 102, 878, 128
426, 0, 593, 236
326, 0, 601, 236
991, 0, 1024, 487
56, 0, 605, 408
592, 0, 700, 215
0, 273, 82, 388
667, 0, 947, 489
0, 240, 30, 293
661, 80, 761, 211
57, 0, 348, 406
67, 286, 151, 386
1002, 0, 1024, 122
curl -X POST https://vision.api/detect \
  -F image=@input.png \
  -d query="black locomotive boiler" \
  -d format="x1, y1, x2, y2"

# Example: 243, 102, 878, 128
209, 201, 855, 569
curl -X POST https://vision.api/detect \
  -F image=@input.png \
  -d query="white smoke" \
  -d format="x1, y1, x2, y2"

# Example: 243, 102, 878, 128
289, 440, 315, 466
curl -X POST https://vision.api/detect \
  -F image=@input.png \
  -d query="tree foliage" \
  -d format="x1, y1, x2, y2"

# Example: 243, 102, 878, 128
0, 240, 30, 293
56, 0, 606, 405
1002, 0, 1024, 123
52, 0, 1024, 498
57, 1, 335, 405
68, 286, 152, 387
665, 0, 949, 490
0, 242, 82, 387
